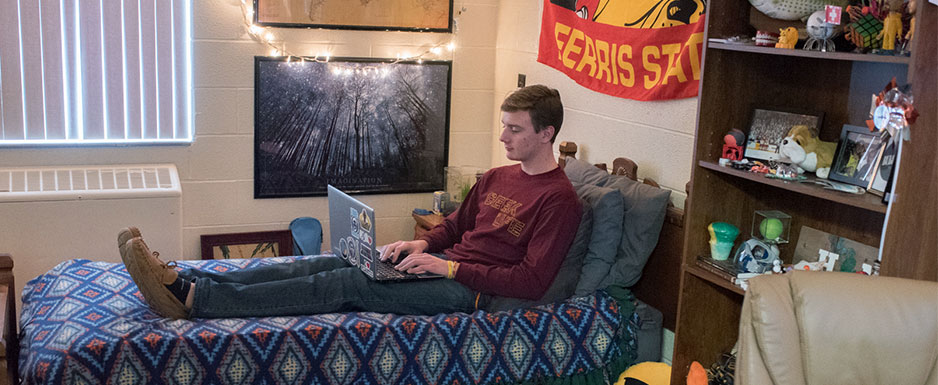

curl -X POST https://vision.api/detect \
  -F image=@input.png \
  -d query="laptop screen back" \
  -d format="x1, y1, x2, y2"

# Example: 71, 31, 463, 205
327, 185, 377, 278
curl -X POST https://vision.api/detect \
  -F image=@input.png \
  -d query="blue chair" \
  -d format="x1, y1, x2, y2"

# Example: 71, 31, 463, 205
289, 217, 323, 255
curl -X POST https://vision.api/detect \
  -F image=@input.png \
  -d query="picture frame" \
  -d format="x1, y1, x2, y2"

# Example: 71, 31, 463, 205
829, 124, 887, 188
868, 138, 897, 196
254, 0, 453, 32
254, 57, 451, 198
744, 108, 824, 161
793, 225, 878, 274
200, 230, 293, 260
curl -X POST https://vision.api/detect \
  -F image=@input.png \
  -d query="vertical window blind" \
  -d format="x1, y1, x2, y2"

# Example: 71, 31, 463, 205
0, 0, 192, 145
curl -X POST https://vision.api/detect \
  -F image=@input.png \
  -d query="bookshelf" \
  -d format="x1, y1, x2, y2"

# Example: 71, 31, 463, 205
669, 1, 937, 383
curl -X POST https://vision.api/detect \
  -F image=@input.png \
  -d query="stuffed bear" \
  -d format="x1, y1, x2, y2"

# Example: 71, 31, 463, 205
778, 125, 837, 178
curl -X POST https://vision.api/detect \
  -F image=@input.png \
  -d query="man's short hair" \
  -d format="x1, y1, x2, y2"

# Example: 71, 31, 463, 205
500, 85, 563, 143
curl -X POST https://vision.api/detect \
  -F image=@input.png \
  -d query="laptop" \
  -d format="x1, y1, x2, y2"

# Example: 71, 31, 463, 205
327, 185, 442, 281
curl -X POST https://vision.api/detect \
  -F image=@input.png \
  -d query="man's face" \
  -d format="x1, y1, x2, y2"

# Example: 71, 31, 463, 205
499, 110, 551, 162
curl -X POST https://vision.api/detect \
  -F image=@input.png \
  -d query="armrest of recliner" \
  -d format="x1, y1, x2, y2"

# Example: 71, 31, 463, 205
791, 271, 938, 385
737, 274, 806, 385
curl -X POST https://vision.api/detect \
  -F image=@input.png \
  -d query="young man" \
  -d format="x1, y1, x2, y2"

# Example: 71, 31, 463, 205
121, 84, 581, 319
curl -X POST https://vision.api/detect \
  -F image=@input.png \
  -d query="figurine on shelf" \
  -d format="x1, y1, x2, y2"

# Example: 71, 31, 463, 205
876, 1, 902, 52
722, 129, 746, 161
900, 0, 916, 54
775, 27, 799, 49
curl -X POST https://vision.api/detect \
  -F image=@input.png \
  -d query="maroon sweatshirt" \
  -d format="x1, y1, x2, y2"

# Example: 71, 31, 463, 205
420, 164, 581, 300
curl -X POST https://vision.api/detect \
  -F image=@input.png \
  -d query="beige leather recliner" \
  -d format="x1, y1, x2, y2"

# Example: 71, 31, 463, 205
737, 271, 938, 385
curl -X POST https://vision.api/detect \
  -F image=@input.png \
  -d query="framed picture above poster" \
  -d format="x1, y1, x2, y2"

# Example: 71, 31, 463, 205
200, 230, 293, 260
829, 124, 887, 188
254, 0, 453, 32
254, 57, 451, 198
744, 108, 823, 161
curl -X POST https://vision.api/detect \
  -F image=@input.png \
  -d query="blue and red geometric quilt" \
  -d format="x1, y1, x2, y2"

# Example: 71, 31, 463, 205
19, 257, 637, 384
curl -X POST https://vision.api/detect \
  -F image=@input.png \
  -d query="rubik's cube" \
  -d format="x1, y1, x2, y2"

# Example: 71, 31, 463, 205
845, 14, 883, 49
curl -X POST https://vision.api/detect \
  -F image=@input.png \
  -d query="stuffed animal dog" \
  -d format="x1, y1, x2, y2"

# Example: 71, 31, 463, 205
778, 125, 837, 178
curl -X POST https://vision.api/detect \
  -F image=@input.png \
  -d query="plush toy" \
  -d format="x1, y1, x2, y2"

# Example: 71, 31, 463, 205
615, 361, 671, 385
775, 27, 799, 49
778, 125, 837, 178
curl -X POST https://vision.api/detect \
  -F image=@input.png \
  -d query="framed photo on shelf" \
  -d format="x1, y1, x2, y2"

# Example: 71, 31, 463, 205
868, 138, 897, 195
793, 226, 878, 273
744, 108, 823, 161
254, 57, 451, 198
829, 124, 887, 188
200, 230, 293, 260
254, 0, 453, 32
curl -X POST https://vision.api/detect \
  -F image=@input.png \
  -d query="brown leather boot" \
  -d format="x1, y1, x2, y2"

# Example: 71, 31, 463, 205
120, 237, 188, 319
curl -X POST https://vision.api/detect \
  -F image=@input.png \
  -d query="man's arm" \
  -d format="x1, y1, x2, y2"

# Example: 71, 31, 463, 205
454, 200, 581, 300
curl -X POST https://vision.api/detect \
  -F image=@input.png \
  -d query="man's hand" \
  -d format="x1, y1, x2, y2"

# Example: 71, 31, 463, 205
395, 253, 448, 276
379, 240, 428, 263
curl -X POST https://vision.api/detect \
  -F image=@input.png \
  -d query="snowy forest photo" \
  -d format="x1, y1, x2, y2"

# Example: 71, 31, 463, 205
254, 57, 451, 197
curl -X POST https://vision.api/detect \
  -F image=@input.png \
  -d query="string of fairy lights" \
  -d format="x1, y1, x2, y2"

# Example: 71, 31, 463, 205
238, 0, 460, 70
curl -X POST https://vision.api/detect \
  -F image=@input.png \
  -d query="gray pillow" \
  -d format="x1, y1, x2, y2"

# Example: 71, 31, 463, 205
485, 199, 593, 312
572, 183, 625, 296
563, 157, 610, 186
599, 174, 671, 288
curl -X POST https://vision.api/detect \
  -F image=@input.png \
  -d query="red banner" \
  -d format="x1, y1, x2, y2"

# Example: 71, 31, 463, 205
537, 0, 705, 101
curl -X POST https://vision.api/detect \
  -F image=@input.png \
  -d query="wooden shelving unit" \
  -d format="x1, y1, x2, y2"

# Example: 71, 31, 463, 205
669, 1, 937, 383
697, 161, 887, 213
707, 42, 912, 64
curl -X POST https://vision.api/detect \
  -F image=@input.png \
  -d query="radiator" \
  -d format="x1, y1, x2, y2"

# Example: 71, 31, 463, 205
0, 164, 182, 310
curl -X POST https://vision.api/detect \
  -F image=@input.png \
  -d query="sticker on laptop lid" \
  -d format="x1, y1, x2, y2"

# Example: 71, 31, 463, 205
339, 238, 353, 266
359, 242, 373, 265
358, 209, 373, 232
346, 237, 359, 266
350, 208, 360, 239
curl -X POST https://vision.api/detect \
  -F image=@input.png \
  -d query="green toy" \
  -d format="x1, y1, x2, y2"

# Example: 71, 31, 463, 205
708, 222, 740, 261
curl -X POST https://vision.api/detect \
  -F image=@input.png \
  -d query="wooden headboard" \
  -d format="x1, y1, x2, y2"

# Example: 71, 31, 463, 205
0, 254, 17, 384
559, 141, 685, 331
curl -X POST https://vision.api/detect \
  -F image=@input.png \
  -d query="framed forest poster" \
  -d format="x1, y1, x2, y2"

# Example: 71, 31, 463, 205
254, 57, 451, 198
254, 0, 453, 32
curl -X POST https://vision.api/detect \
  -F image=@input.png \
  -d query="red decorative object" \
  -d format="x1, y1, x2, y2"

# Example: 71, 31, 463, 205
723, 144, 744, 160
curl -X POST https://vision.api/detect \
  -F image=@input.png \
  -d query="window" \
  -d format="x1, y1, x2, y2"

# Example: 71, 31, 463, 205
0, 0, 192, 146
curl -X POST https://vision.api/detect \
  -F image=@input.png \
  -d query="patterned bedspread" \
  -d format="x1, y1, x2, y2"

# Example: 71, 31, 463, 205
19, 257, 637, 384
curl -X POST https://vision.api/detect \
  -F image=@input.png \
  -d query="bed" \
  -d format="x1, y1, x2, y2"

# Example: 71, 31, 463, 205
3, 141, 686, 384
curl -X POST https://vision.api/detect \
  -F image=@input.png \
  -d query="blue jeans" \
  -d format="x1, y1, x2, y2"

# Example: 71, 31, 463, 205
179, 255, 477, 318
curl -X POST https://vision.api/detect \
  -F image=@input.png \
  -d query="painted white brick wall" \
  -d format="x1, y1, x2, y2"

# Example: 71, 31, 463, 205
491, 0, 696, 206
0, 0, 499, 276
0, 0, 697, 291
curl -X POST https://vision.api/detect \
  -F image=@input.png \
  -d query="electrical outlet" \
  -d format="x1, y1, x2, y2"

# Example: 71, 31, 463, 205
517, 74, 526, 88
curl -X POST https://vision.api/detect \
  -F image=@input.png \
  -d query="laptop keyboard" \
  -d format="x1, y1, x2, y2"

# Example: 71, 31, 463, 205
375, 260, 412, 280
